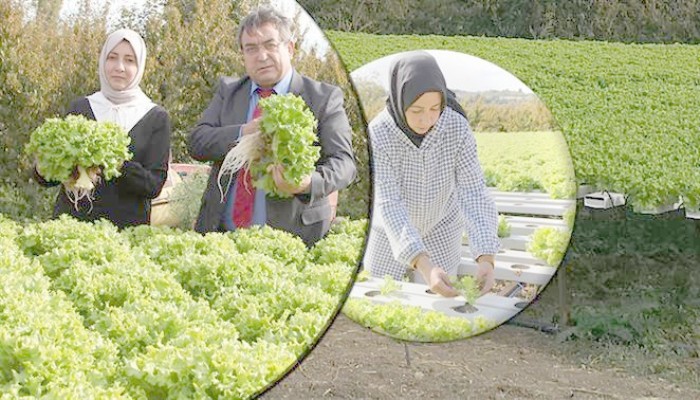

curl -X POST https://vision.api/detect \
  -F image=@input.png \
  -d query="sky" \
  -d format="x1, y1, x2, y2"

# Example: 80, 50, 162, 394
59, 0, 144, 25
58, 0, 330, 55
351, 50, 534, 94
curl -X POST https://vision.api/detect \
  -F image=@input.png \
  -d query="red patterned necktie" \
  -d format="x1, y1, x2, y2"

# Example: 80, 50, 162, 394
232, 87, 275, 228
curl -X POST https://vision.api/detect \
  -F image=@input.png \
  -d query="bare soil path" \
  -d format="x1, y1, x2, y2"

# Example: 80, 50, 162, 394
262, 315, 699, 399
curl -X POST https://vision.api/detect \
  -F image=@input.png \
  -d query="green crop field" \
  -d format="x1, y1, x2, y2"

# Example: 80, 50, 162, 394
474, 131, 576, 198
330, 31, 700, 210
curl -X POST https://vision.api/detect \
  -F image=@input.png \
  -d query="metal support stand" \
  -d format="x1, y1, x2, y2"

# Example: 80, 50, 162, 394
505, 249, 572, 335
505, 316, 560, 334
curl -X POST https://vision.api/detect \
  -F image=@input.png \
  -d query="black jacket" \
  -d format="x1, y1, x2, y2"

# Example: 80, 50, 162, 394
35, 97, 171, 229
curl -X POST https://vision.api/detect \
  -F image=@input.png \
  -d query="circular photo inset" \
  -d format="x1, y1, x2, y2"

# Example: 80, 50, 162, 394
0, 0, 368, 398
343, 49, 576, 342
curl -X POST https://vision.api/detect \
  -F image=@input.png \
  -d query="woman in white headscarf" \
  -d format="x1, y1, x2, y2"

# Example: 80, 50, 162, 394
35, 29, 171, 228
363, 51, 500, 297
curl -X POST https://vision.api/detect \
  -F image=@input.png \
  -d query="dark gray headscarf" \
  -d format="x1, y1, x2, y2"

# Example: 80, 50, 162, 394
386, 51, 467, 147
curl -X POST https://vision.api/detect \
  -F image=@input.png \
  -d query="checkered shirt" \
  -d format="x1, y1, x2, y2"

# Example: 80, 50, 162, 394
364, 107, 500, 280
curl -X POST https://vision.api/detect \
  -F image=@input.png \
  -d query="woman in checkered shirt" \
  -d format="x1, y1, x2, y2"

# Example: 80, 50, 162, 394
363, 51, 500, 297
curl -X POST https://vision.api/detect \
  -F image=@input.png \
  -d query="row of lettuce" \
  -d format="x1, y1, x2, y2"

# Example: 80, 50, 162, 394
0, 214, 365, 399
475, 131, 576, 199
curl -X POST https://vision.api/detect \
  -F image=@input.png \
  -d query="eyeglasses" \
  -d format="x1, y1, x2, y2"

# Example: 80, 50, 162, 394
241, 40, 289, 56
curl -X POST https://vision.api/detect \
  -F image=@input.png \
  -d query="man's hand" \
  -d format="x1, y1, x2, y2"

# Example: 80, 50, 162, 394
413, 253, 459, 297
241, 118, 261, 137
475, 255, 496, 295
268, 164, 311, 195
34, 158, 43, 176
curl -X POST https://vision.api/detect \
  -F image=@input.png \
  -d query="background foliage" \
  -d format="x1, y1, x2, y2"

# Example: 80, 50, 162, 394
354, 78, 556, 133
298, 0, 700, 43
0, 0, 369, 221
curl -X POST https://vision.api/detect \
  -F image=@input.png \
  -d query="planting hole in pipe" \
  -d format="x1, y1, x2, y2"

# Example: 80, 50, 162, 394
452, 304, 479, 313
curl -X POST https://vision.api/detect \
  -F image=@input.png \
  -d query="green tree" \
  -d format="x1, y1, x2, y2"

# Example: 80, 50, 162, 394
0, 0, 369, 221
298, 0, 700, 43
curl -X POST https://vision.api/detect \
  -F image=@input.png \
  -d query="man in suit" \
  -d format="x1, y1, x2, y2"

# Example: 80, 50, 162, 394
188, 6, 356, 247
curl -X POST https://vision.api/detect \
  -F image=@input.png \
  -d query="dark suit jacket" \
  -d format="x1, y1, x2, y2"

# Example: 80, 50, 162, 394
188, 71, 356, 246
34, 97, 171, 229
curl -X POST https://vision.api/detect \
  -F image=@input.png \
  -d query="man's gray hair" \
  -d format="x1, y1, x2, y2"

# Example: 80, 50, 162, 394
237, 6, 295, 47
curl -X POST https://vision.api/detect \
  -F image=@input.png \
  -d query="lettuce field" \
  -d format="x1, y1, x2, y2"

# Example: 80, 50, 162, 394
474, 131, 576, 199
0, 215, 365, 399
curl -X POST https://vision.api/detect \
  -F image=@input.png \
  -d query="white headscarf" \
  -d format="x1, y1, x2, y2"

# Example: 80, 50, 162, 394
87, 29, 156, 133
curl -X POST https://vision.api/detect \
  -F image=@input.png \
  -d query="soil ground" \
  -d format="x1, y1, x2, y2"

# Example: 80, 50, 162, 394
262, 315, 700, 400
